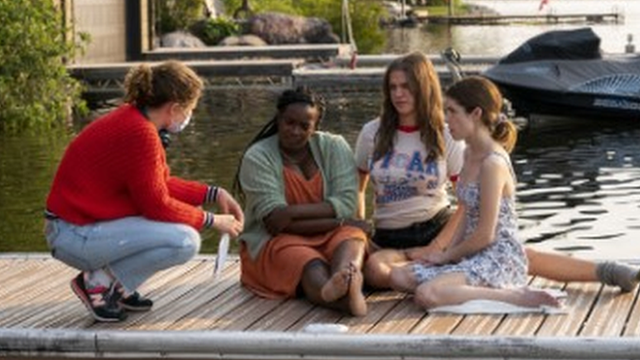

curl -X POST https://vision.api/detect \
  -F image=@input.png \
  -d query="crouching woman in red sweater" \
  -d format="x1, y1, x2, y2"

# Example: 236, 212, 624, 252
44, 60, 244, 322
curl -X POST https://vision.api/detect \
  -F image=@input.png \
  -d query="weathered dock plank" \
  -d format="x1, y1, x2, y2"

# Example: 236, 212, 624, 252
291, 65, 487, 90
536, 281, 602, 336
287, 305, 343, 332
368, 296, 426, 333
68, 59, 305, 80
0, 258, 52, 300
334, 54, 500, 68
411, 313, 464, 335
0, 265, 73, 328
342, 291, 406, 334
143, 44, 349, 61
130, 261, 241, 331
174, 281, 256, 330
97, 259, 206, 330
218, 296, 285, 331
493, 277, 561, 337
623, 290, 640, 336
245, 297, 314, 332
2, 254, 640, 359
581, 286, 638, 336
424, 13, 622, 25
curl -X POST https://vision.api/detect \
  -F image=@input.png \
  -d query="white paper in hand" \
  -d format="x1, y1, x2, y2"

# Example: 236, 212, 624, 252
213, 233, 230, 279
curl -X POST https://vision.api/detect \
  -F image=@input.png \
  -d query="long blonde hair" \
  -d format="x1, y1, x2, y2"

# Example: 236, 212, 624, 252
375, 51, 445, 162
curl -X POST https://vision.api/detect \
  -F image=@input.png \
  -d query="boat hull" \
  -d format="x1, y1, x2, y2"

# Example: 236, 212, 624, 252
495, 83, 640, 120
484, 56, 640, 120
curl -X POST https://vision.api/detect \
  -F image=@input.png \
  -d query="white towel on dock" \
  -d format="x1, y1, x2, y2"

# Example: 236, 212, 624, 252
429, 289, 568, 315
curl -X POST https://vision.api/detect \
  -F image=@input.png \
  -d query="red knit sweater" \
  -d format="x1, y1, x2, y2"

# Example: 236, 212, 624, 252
46, 105, 208, 229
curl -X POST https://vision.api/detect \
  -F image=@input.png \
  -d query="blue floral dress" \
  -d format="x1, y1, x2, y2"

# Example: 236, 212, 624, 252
411, 152, 528, 288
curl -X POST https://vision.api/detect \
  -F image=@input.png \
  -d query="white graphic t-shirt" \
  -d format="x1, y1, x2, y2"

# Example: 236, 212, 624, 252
354, 118, 465, 229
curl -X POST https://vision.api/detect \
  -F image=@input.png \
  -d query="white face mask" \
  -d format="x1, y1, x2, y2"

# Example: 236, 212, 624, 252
167, 111, 192, 134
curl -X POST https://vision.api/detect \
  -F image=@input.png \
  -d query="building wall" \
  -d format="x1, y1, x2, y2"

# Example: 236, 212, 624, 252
57, 0, 150, 64
73, 0, 126, 63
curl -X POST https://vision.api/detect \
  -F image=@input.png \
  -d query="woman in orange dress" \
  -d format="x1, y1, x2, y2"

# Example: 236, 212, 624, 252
233, 87, 371, 316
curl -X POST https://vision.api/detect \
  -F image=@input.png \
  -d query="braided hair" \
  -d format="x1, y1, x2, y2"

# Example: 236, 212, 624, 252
232, 86, 325, 201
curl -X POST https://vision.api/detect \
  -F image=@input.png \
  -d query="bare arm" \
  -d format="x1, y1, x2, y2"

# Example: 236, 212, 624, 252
264, 202, 371, 236
406, 202, 466, 261
356, 171, 370, 220
263, 202, 336, 236
441, 157, 508, 263
435, 203, 465, 250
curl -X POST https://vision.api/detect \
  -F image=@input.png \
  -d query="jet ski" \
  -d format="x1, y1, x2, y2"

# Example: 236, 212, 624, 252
482, 28, 640, 120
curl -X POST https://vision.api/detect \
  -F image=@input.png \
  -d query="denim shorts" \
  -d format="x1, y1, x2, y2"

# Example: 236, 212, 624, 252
371, 207, 453, 250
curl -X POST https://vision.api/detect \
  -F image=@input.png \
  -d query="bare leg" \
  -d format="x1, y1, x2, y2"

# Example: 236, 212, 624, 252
526, 248, 597, 281
320, 268, 350, 302
389, 263, 420, 293
414, 272, 560, 310
300, 239, 367, 316
330, 239, 367, 316
346, 261, 367, 317
526, 248, 640, 292
363, 249, 409, 289
321, 238, 365, 301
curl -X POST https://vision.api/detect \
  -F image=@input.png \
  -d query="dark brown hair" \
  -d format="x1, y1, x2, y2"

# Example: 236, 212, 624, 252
445, 76, 517, 152
375, 51, 445, 162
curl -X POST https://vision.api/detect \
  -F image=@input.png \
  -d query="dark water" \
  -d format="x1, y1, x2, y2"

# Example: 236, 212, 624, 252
1, 88, 640, 260
0, 89, 380, 254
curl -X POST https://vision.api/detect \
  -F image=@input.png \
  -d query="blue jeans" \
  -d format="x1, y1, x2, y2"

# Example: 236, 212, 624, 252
44, 216, 201, 293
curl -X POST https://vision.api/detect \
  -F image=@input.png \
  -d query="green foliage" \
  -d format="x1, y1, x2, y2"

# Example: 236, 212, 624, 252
426, 0, 465, 7
221, 0, 297, 16
0, 0, 87, 132
220, 0, 386, 54
155, 0, 204, 33
190, 17, 241, 45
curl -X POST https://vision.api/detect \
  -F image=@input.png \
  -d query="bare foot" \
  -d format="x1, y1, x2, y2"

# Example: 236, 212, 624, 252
347, 263, 367, 317
514, 288, 561, 308
321, 267, 350, 303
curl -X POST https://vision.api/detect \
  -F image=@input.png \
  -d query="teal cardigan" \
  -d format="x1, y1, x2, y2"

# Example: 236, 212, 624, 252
238, 131, 358, 260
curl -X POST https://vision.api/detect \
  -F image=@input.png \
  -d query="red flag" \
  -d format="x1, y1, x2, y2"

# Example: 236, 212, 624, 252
538, 0, 549, 11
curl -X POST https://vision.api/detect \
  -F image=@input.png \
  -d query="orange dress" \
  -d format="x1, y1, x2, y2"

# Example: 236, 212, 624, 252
240, 167, 367, 299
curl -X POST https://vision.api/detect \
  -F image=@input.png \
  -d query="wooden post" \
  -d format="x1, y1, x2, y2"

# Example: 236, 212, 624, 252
140, 0, 151, 53
54, 0, 76, 63
125, 0, 143, 61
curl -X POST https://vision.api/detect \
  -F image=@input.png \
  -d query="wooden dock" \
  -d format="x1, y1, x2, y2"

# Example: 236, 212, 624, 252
421, 13, 622, 25
68, 59, 304, 105
1, 253, 640, 359
142, 44, 350, 62
68, 53, 498, 105
64, 44, 503, 104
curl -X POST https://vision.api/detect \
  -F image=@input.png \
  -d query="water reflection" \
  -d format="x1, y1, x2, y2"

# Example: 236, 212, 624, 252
0, 127, 73, 252
514, 118, 640, 261
383, 0, 640, 56
1, 88, 639, 259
